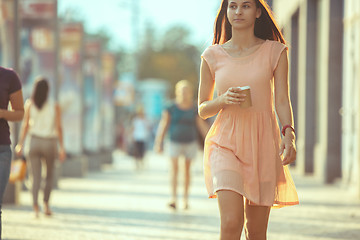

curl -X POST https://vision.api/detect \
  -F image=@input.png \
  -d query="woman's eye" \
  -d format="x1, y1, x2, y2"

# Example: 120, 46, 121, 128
243, 4, 250, 9
229, 5, 237, 9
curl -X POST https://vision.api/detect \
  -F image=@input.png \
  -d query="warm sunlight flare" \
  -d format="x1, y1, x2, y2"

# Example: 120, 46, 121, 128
0, 0, 359, 239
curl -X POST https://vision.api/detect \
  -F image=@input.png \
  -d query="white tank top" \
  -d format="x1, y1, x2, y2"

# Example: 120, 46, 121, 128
132, 117, 148, 141
29, 100, 57, 138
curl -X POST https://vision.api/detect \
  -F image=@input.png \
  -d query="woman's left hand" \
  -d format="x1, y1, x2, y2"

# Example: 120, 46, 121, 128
15, 144, 23, 157
279, 133, 296, 165
154, 140, 163, 154
59, 147, 67, 162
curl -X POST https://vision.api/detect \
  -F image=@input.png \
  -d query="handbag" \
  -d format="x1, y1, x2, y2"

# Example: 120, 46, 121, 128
9, 156, 27, 183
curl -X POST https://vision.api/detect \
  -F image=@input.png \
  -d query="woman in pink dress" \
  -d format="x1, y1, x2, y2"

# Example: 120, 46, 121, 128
198, 0, 299, 239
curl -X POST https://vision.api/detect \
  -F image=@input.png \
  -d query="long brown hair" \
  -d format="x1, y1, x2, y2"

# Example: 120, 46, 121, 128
32, 76, 49, 109
213, 0, 285, 45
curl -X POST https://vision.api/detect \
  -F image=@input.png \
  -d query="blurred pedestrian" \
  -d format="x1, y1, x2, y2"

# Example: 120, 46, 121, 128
198, 0, 299, 239
15, 76, 66, 218
0, 66, 24, 239
129, 106, 149, 170
154, 80, 208, 210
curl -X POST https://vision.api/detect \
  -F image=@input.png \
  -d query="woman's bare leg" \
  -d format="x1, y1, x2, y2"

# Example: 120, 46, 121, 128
244, 202, 271, 240
169, 157, 179, 208
217, 190, 244, 240
183, 159, 191, 208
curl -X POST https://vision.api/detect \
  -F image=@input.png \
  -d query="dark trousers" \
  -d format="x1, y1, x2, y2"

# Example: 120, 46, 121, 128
0, 145, 11, 240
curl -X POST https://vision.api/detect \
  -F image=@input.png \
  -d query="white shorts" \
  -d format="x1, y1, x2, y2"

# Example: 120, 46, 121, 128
166, 140, 198, 160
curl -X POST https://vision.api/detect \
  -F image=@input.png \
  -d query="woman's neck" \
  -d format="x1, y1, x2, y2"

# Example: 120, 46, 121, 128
176, 99, 193, 109
229, 28, 258, 49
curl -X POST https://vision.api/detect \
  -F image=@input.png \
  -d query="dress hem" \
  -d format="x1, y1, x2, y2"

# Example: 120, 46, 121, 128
208, 188, 299, 208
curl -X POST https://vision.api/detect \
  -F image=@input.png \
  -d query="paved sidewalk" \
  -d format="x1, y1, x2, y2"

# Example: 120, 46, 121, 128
3, 150, 360, 240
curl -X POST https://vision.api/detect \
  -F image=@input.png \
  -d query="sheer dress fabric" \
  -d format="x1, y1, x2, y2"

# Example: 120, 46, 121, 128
201, 40, 299, 208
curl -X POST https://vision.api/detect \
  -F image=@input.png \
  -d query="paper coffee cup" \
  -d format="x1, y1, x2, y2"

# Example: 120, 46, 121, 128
237, 86, 252, 108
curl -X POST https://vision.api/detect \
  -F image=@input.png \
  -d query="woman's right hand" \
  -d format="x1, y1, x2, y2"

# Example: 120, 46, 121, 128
59, 147, 67, 162
154, 141, 163, 154
220, 87, 247, 105
15, 144, 23, 156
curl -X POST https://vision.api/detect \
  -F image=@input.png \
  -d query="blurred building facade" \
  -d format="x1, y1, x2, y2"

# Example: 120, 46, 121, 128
1, 0, 118, 204
272, 0, 360, 197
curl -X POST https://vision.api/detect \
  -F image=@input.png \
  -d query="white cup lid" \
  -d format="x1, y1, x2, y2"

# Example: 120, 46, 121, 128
238, 86, 250, 90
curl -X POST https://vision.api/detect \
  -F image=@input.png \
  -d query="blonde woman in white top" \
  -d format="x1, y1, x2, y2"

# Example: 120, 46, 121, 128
16, 77, 66, 217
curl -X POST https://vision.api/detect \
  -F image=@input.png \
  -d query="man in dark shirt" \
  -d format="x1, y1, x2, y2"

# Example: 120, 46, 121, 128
0, 66, 23, 239
0, 67, 23, 144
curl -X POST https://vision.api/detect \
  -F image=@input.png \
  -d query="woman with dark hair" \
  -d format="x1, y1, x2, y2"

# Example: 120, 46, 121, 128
198, 0, 299, 239
0, 66, 24, 239
16, 76, 66, 218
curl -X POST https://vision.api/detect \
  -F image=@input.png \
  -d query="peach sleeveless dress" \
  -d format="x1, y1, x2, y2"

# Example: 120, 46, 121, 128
201, 40, 299, 208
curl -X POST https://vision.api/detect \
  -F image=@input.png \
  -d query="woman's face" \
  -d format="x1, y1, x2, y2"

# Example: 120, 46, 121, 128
176, 85, 193, 102
226, 0, 261, 29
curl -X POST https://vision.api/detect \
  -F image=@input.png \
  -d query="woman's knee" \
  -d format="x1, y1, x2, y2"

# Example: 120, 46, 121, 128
171, 158, 179, 170
244, 205, 270, 239
221, 214, 243, 235
244, 227, 267, 240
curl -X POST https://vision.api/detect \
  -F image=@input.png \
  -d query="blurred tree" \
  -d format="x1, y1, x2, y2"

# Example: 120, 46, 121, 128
61, 7, 85, 23
88, 28, 111, 49
86, 29, 134, 78
59, 9, 128, 78
137, 23, 201, 96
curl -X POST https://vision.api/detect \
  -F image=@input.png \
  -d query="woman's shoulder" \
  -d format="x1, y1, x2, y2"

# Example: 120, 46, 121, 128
165, 100, 176, 109
201, 45, 221, 70
265, 40, 289, 71
204, 44, 219, 51
266, 40, 288, 50
40, 99, 54, 109
201, 44, 220, 57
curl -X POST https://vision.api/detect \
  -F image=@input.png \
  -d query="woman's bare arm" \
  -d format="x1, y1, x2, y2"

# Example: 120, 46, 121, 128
274, 49, 296, 165
55, 103, 66, 161
154, 110, 170, 153
198, 59, 245, 119
198, 59, 222, 119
